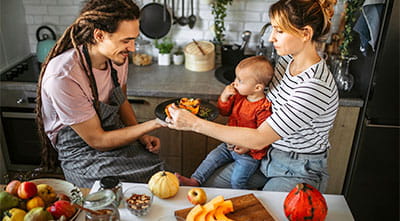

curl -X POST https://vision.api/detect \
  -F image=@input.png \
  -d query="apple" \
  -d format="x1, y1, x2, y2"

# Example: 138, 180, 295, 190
37, 184, 57, 204
187, 187, 207, 205
17, 181, 37, 199
47, 200, 76, 219
5, 180, 21, 196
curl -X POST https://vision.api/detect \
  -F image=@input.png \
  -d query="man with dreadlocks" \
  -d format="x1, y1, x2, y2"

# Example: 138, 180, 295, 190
36, 0, 164, 188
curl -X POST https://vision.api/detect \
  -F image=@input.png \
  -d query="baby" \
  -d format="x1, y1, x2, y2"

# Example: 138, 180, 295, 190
177, 56, 274, 189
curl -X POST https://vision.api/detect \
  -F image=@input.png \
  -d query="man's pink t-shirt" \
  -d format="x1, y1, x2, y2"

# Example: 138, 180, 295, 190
41, 46, 128, 145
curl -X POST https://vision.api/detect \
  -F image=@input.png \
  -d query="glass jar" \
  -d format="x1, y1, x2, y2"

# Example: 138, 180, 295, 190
99, 176, 122, 207
84, 190, 120, 221
132, 38, 153, 66
334, 55, 358, 92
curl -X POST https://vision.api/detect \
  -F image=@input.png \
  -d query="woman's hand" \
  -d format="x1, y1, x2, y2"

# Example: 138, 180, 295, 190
140, 134, 161, 153
220, 83, 237, 102
155, 118, 168, 127
166, 103, 200, 131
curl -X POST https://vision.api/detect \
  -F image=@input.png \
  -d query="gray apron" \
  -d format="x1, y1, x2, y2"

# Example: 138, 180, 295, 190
55, 48, 164, 188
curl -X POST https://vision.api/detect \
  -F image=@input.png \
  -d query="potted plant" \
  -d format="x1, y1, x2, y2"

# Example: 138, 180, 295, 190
155, 38, 174, 66
173, 47, 184, 65
333, 0, 363, 92
209, 0, 233, 65
339, 0, 363, 58
210, 0, 233, 44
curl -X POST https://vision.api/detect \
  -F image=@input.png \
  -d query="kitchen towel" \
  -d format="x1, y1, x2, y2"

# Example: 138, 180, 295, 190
353, 0, 385, 54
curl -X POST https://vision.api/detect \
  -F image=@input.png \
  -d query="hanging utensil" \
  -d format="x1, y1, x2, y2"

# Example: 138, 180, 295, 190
177, 0, 189, 26
163, 0, 167, 22
139, 1, 172, 39
239, 30, 251, 51
188, 0, 196, 29
172, 0, 177, 24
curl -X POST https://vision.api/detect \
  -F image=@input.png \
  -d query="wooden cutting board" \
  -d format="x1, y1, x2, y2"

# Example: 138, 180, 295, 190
174, 193, 275, 221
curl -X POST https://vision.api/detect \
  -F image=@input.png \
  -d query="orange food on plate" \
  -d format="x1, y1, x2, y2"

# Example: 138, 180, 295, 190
179, 98, 201, 115
165, 98, 201, 118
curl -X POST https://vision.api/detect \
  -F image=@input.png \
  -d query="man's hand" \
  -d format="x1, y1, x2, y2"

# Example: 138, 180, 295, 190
139, 134, 161, 153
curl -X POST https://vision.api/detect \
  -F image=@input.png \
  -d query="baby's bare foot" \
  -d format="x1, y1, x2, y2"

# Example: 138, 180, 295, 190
174, 173, 200, 186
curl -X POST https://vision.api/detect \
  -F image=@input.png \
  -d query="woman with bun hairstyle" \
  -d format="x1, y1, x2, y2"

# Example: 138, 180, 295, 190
166, 0, 338, 192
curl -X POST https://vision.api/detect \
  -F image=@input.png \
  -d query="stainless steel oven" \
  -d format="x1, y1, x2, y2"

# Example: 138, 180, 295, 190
0, 56, 42, 171
0, 90, 41, 172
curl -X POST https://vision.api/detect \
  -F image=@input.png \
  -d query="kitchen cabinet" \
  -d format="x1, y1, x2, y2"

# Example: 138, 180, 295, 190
327, 106, 360, 194
129, 96, 360, 194
0, 0, 31, 73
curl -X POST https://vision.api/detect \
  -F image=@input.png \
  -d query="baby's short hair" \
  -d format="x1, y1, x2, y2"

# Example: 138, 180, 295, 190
236, 56, 274, 86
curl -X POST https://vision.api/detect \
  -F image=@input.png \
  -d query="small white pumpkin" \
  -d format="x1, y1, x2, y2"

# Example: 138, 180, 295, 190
148, 171, 179, 199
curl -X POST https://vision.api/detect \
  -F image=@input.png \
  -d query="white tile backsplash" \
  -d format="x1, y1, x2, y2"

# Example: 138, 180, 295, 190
20, 0, 345, 54
24, 5, 48, 15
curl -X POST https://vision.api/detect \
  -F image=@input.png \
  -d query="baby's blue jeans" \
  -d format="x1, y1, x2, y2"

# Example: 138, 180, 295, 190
192, 143, 260, 189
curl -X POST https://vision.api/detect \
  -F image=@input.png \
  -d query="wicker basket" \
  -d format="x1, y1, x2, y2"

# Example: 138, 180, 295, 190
184, 41, 215, 72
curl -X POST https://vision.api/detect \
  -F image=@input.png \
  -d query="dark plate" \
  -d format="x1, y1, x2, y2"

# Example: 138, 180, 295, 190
155, 98, 219, 121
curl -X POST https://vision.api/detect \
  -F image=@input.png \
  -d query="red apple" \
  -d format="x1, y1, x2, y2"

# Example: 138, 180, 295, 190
5, 180, 21, 196
187, 187, 207, 205
17, 181, 37, 199
47, 200, 76, 219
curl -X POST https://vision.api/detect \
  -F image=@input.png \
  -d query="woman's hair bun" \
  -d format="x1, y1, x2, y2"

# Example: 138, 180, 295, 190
319, 0, 336, 20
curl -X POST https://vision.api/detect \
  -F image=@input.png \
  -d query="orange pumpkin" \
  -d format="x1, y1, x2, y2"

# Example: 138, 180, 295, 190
284, 183, 328, 221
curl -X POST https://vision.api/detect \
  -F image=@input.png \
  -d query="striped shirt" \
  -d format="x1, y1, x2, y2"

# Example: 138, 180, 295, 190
266, 55, 339, 153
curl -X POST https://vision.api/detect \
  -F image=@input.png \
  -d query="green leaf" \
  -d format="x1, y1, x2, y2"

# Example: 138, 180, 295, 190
155, 38, 174, 54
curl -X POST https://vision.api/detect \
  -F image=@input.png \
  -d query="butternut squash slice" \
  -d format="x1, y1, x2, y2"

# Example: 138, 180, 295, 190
195, 195, 225, 221
205, 210, 217, 221
186, 204, 204, 221
214, 200, 234, 221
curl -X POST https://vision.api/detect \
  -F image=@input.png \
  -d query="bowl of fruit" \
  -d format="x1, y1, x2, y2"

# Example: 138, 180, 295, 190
1, 178, 83, 220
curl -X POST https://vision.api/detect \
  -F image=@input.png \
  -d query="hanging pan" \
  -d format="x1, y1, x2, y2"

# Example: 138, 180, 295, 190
140, 0, 172, 39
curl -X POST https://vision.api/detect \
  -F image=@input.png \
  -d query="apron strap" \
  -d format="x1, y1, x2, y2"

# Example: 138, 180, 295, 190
82, 44, 102, 121
108, 60, 120, 87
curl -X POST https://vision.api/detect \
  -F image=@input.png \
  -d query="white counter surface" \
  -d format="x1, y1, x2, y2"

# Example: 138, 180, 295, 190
76, 181, 354, 221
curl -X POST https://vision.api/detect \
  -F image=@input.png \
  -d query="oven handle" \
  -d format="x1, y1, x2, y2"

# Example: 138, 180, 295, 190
2, 112, 36, 119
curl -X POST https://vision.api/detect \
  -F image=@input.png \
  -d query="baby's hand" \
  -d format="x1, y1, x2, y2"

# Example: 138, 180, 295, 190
234, 146, 250, 154
220, 83, 237, 102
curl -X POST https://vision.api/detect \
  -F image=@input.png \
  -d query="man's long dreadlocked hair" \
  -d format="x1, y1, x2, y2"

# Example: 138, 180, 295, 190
35, 0, 140, 170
